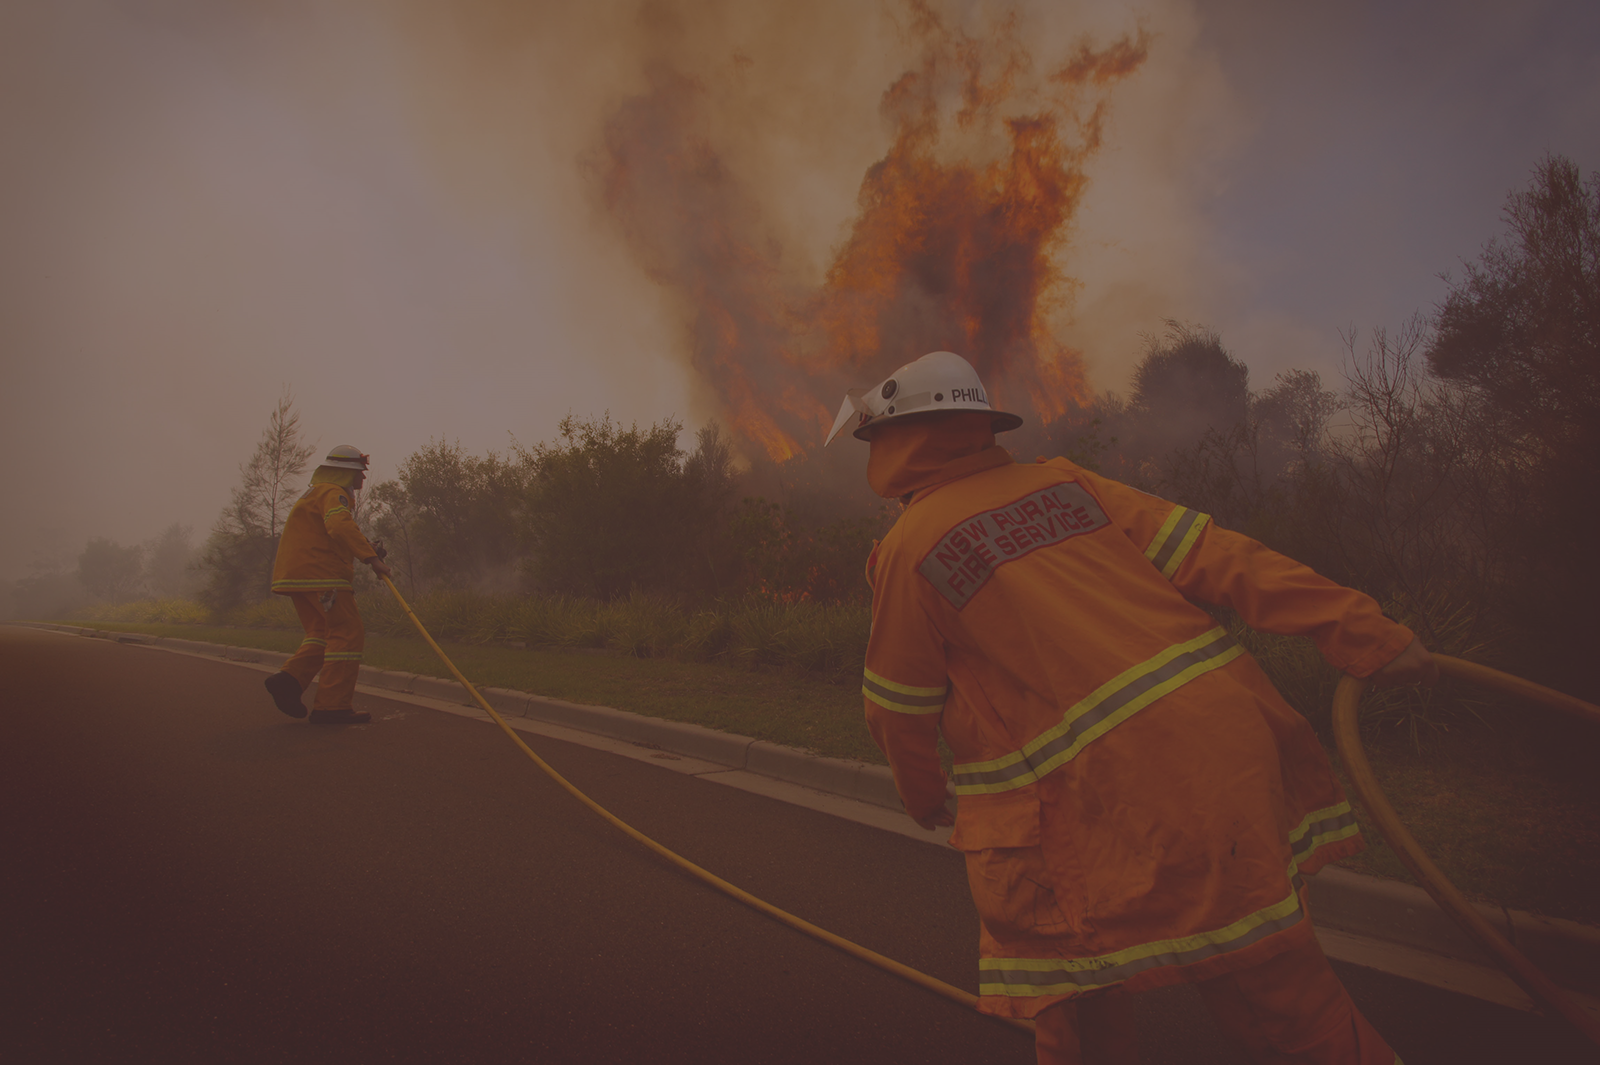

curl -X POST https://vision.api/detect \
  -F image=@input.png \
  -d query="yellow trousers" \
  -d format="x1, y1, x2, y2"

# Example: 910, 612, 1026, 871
281, 590, 365, 712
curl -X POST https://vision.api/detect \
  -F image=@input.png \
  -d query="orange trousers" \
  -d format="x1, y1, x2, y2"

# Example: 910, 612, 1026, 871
1034, 934, 1399, 1064
281, 590, 365, 712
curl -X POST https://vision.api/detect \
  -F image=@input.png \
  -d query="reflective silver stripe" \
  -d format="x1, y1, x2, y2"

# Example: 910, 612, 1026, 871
978, 880, 1304, 997
323, 652, 364, 662
1145, 506, 1209, 579
862, 677, 945, 711
951, 628, 1244, 795
862, 667, 947, 714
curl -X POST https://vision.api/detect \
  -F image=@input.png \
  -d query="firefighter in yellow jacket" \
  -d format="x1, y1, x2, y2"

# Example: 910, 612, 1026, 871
263, 445, 393, 725
825, 352, 1435, 1065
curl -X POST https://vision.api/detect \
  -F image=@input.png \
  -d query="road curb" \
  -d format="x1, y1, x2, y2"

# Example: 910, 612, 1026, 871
1309, 867, 1599, 996
18, 619, 1598, 993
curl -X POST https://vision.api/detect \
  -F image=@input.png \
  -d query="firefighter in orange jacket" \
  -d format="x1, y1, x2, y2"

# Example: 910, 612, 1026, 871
825, 352, 1434, 1065
263, 445, 393, 725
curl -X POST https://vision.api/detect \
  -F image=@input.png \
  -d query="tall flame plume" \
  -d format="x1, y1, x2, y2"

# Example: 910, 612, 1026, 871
595, 4, 1147, 461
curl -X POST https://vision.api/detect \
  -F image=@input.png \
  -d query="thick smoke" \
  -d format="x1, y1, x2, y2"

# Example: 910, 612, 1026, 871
4, 0, 1349, 569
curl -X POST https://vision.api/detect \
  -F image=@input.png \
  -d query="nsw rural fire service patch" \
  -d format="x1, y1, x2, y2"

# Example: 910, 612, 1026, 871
919, 482, 1110, 609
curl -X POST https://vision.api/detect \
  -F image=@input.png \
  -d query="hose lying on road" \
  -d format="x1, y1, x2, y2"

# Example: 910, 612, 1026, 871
380, 576, 1033, 1037
386, 574, 1598, 1043
1332, 656, 1600, 1047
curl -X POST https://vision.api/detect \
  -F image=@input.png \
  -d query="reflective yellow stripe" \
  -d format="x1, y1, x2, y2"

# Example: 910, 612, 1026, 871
1288, 802, 1360, 865
324, 506, 351, 519
966, 809, 1356, 997
1146, 506, 1185, 558
271, 579, 354, 590
1145, 506, 1209, 579
323, 651, 364, 662
299, 637, 328, 647
862, 667, 947, 715
951, 627, 1243, 795
978, 874, 1304, 997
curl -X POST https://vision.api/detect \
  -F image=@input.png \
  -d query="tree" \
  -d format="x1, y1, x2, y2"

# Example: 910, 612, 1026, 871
1429, 155, 1598, 441
240, 393, 318, 539
1116, 322, 1252, 486
1130, 323, 1250, 432
76, 538, 144, 602
142, 523, 200, 599
2, 561, 91, 620
371, 440, 532, 590
1324, 320, 1478, 607
1425, 155, 1600, 694
198, 393, 315, 611
522, 415, 734, 598
1253, 368, 1337, 470
679, 422, 739, 592
366, 479, 423, 597
724, 498, 885, 604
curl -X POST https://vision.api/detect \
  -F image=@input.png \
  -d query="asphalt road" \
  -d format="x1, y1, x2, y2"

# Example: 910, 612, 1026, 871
2, 626, 1592, 1064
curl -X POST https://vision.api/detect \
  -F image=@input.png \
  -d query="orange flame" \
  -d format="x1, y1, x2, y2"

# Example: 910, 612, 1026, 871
595, 7, 1145, 461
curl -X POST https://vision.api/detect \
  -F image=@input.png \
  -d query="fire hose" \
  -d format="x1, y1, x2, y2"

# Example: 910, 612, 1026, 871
1333, 656, 1600, 1046
383, 571, 1597, 1044
379, 575, 1034, 1036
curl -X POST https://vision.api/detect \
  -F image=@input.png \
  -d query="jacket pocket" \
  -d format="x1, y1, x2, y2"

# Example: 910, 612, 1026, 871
951, 788, 1071, 940
949, 788, 1041, 851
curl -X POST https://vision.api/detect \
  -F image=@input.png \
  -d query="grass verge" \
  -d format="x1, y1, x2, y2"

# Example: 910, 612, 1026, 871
1332, 716, 1600, 926
46, 618, 1600, 925
64, 620, 883, 764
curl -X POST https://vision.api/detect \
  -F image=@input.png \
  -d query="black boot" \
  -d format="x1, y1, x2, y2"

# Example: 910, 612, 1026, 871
264, 672, 306, 719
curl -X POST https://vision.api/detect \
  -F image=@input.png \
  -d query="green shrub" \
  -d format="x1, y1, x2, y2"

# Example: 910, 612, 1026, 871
726, 600, 869, 679
353, 588, 871, 680
1226, 585, 1499, 750
509, 594, 568, 646
676, 609, 735, 662
358, 589, 409, 637
602, 593, 690, 658
518, 596, 610, 648
75, 598, 212, 625
416, 589, 520, 644
227, 596, 300, 629
726, 601, 791, 668
1355, 590, 1499, 750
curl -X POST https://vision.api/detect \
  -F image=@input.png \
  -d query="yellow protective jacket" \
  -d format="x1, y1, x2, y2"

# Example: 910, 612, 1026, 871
270, 482, 378, 594
863, 444, 1412, 1019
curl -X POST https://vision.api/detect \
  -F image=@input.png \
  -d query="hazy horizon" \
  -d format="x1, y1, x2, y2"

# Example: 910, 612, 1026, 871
4, 0, 1596, 581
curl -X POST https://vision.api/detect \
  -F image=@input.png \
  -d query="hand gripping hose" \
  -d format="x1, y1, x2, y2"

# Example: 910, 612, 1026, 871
1333, 655, 1600, 1045
381, 577, 1033, 1036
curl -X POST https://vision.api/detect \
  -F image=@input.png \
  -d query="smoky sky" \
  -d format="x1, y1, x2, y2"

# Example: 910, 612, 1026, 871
2, 0, 1596, 580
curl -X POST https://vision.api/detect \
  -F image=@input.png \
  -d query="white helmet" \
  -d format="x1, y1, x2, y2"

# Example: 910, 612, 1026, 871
824, 350, 1023, 445
322, 444, 370, 471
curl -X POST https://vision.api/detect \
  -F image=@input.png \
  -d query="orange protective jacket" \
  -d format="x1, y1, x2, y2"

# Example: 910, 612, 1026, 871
863, 441, 1412, 1019
270, 482, 378, 595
